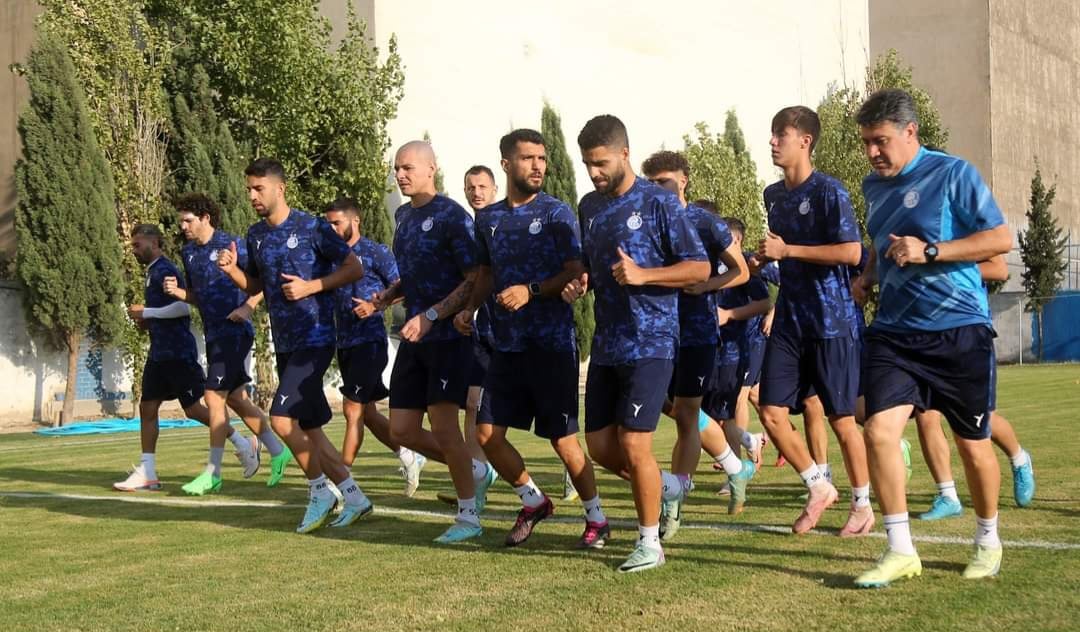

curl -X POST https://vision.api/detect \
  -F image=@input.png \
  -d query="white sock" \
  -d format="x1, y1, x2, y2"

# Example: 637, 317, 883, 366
308, 474, 332, 500
975, 514, 1001, 548
397, 447, 416, 468
582, 495, 606, 523
740, 430, 756, 451
638, 524, 661, 549
457, 497, 480, 527
852, 485, 871, 508
660, 471, 686, 501
799, 464, 824, 488
883, 512, 917, 555
228, 431, 248, 450
514, 478, 547, 509
714, 447, 743, 476
1009, 448, 1029, 469
338, 476, 369, 507
818, 463, 832, 484
938, 480, 960, 502
257, 429, 284, 457
471, 459, 490, 482
207, 447, 225, 477
140, 453, 157, 479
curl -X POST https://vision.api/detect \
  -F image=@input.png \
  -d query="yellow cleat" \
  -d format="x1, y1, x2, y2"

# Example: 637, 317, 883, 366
854, 549, 922, 588
962, 545, 1002, 579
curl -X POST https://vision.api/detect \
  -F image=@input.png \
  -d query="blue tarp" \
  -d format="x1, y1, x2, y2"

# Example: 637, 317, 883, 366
34, 418, 212, 436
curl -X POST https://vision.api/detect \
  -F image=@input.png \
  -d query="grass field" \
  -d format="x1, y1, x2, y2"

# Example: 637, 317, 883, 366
1, 364, 1078, 631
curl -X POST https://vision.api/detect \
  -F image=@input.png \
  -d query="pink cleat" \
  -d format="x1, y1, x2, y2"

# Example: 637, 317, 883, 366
793, 482, 838, 534
838, 504, 876, 537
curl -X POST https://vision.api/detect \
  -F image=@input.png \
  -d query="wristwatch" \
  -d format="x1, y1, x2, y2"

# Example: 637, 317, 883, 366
528, 282, 542, 297
424, 307, 439, 322
924, 243, 939, 263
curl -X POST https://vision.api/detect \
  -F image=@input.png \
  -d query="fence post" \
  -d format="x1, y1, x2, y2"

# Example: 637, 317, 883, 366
1017, 295, 1023, 365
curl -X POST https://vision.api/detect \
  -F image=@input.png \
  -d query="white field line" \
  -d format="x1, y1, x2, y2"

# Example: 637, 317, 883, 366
2, 491, 1078, 551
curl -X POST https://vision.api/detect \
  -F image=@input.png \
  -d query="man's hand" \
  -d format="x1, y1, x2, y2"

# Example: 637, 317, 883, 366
400, 313, 433, 343
226, 303, 254, 323
884, 234, 928, 268
497, 285, 530, 312
163, 276, 181, 298
561, 272, 589, 303
351, 297, 377, 319
851, 274, 873, 306
761, 310, 774, 337
127, 304, 145, 321
684, 280, 709, 295
611, 247, 646, 286
453, 310, 474, 336
758, 231, 789, 261
717, 307, 733, 327
217, 241, 238, 273
280, 273, 315, 301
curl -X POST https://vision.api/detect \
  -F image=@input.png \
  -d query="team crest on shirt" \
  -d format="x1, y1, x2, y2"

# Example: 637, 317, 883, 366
626, 213, 643, 230
528, 218, 543, 235
904, 190, 920, 208
421, 216, 434, 232
798, 199, 810, 215
209, 249, 219, 262
286, 233, 299, 249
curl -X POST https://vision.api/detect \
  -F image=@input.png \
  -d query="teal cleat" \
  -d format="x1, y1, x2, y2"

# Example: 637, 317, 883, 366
329, 500, 374, 528
1012, 455, 1035, 507
728, 459, 756, 515
296, 493, 336, 534
900, 438, 913, 482
474, 463, 498, 514
659, 497, 682, 541
434, 521, 483, 544
919, 494, 963, 521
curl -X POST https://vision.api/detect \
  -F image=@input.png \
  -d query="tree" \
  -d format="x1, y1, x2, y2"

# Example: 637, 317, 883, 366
14, 32, 126, 425
424, 131, 446, 194
683, 115, 766, 242
1019, 163, 1067, 361
541, 101, 595, 360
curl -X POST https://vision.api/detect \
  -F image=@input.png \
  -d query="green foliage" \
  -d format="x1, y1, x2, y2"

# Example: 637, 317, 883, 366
14, 31, 126, 420
424, 131, 446, 195
540, 101, 594, 360
1019, 163, 1066, 360
683, 115, 766, 243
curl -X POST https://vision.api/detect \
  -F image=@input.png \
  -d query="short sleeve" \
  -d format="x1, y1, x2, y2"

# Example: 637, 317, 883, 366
234, 236, 249, 273
578, 205, 592, 272
660, 199, 707, 263
181, 249, 194, 290
949, 160, 1005, 233
709, 216, 733, 254
244, 231, 260, 279
747, 276, 770, 301
760, 261, 780, 286
313, 218, 353, 265
824, 183, 861, 244
448, 209, 479, 273
550, 203, 582, 263
474, 216, 492, 267
375, 243, 399, 285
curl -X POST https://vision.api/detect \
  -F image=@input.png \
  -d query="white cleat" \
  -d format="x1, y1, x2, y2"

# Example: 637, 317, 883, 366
113, 464, 162, 492
235, 435, 261, 479
400, 452, 427, 498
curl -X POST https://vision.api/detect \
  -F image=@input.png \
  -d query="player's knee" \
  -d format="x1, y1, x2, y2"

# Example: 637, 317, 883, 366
475, 423, 497, 447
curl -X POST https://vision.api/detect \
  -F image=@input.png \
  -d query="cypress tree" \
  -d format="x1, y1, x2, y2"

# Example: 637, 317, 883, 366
1019, 163, 1067, 361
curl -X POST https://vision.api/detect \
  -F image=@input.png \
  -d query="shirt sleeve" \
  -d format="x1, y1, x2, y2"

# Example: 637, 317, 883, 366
448, 209, 479, 273
375, 242, 400, 285
747, 276, 770, 301
709, 216, 734, 256
577, 203, 592, 272
313, 218, 353, 266
949, 160, 1005, 233
660, 198, 707, 263
824, 182, 862, 244
235, 236, 249, 273
551, 203, 583, 263
760, 261, 781, 286
244, 231, 260, 279
474, 215, 492, 267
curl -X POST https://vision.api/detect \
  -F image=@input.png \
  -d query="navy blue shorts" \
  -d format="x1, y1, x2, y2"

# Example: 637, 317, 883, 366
337, 340, 389, 404
584, 358, 674, 433
702, 354, 746, 421
759, 332, 859, 417
271, 346, 334, 430
483, 349, 580, 439
670, 344, 717, 399
204, 334, 252, 394
469, 338, 492, 387
744, 336, 767, 387
389, 337, 472, 410
863, 325, 996, 440
141, 359, 204, 408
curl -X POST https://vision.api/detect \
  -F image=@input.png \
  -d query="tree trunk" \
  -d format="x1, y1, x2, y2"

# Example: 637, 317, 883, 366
1036, 308, 1044, 362
62, 331, 82, 427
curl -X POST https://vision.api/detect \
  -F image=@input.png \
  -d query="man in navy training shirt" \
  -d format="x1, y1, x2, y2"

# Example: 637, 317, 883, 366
756, 106, 873, 538
455, 128, 608, 548
163, 193, 292, 495
323, 197, 426, 497
640, 150, 752, 539
851, 89, 1011, 587
218, 158, 371, 534
562, 115, 710, 573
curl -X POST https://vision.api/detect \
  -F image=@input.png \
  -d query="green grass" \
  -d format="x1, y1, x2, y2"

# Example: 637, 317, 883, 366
1, 365, 1078, 631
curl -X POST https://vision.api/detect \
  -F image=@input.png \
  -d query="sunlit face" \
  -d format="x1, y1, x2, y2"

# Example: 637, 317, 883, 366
394, 148, 436, 197
581, 144, 629, 195
769, 125, 811, 169
177, 211, 212, 242
246, 175, 284, 217
324, 209, 357, 243
464, 172, 497, 211
645, 169, 687, 202
502, 141, 547, 196
860, 121, 919, 177
131, 234, 158, 265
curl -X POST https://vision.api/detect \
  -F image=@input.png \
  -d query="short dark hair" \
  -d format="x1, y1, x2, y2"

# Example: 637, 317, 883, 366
641, 150, 690, 178
499, 129, 546, 159
324, 196, 360, 218
131, 223, 163, 247
577, 114, 628, 151
771, 106, 821, 154
244, 157, 286, 182
175, 192, 222, 228
463, 165, 496, 185
856, 89, 919, 131
722, 216, 745, 239
692, 199, 718, 214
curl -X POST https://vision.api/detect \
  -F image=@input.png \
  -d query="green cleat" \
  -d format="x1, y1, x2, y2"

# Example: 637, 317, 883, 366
962, 545, 1002, 579
617, 542, 666, 573
296, 493, 336, 534
659, 497, 682, 541
900, 438, 913, 482
474, 463, 498, 514
329, 500, 374, 528
267, 445, 293, 488
728, 459, 756, 515
434, 521, 483, 544
181, 471, 222, 496
854, 549, 922, 588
